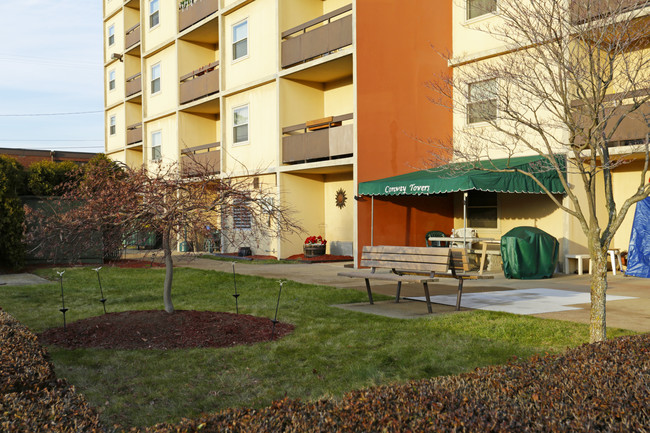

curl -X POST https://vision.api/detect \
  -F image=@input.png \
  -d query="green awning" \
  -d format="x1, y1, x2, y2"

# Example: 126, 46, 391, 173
358, 155, 566, 196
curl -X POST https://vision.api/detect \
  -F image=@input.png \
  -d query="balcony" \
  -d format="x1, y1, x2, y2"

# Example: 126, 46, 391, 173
126, 73, 142, 97
281, 4, 352, 69
570, 0, 647, 23
180, 62, 219, 105
125, 23, 140, 50
127, 123, 143, 146
181, 142, 221, 176
179, 0, 219, 32
572, 91, 650, 147
282, 114, 353, 164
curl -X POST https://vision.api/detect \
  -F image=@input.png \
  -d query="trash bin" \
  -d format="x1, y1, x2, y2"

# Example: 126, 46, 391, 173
500, 226, 559, 279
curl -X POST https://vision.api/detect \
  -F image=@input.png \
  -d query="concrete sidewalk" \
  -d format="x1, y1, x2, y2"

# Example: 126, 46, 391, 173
170, 254, 650, 333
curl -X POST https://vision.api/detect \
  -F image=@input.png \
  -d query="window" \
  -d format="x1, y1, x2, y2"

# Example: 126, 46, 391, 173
151, 63, 161, 94
467, 0, 497, 20
233, 105, 249, 144
467, 191, 498, 228
149, 0, 160, 28
151, 131, 162, 161
233, 199, 252, 229
467, 79, 497, 124
108, 25, 115, 46
108, 70, 116, 91
109, 116, 116, 135
232, 20, 248, 61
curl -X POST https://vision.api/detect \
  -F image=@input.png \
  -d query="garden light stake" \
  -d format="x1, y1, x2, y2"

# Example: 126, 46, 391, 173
57, 271, 68, 329
93, 267, 107, 314
232, 262, 240, 314
271, 280, 284, 339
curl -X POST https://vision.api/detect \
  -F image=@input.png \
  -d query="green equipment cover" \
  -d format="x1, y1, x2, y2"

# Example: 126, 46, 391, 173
500, 226, 559, 279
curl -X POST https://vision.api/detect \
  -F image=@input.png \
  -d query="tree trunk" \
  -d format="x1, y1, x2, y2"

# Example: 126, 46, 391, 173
162, 228, 175, 313
589, 250, 608, 343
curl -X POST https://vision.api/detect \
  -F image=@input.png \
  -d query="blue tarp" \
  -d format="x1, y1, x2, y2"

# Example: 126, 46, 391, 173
626, 197, 650, 278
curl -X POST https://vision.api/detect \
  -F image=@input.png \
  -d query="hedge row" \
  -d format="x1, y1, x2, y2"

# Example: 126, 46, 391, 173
2, 308, 647, 432
137, 333, 649, 433
0, 309, 104, 432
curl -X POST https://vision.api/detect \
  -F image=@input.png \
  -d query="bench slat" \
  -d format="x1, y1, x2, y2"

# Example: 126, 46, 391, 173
362, 252, 450, 265
363, 245, 449, 255
337, 271, 437, 283
360, 260, 448, 273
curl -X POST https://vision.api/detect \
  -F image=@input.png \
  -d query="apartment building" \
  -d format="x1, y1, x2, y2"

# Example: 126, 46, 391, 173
447, 0, 650, 270
103, 0, 454, 259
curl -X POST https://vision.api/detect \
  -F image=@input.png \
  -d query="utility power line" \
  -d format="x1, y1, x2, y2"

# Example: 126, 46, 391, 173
0, 110, 103, 117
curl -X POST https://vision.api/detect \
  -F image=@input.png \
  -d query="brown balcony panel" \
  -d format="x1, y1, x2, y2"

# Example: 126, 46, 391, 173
281, 7, 353, 68
329, 123, 353, 157
570, 0, 646, 23
125, 23, 140, 49
282, 117, 353, 164
179, 0, 219, 32
180, 67, 219, 104
573, 101, 650, 145
127, 123, 143, 145
126, 73, 142, 97
182, 144, 220, 176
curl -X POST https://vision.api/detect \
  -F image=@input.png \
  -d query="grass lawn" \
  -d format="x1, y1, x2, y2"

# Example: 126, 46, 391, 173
0, 266, 634, 429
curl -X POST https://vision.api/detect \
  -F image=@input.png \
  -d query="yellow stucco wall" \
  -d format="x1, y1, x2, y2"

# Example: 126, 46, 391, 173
223, 0, 278, 89
105, 61, 124, 107
611, 160, 648, 250
125, 148, 144, 168
142, 0, 176, 52
125, 102, 142, 127
324, 77, 354, 117
223, 82, 278, 173
323, 174, 354, 250
105, 11, 124, 64
178, 40, 219, 77
279, 0, 321, 32
104, 0, 121, 19
144, 47, 178, 118
179, 112, 220, 149
279, 172, 326, 257
145, 114, 178, 164
278, 171, 353, 258
106, 105, 125, 153
280, 79, 324, 127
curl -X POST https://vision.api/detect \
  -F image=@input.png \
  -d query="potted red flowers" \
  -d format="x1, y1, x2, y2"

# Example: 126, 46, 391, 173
304, 235, 327, 257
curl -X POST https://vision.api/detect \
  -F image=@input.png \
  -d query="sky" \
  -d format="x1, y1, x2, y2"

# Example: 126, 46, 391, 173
0, 0, 104, 153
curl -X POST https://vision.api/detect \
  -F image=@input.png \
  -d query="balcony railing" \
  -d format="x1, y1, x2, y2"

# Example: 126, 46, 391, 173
570, 0, 647, 23
125, 23, 140, 49
572, 90, 650, 147
282, 113, 353, 164
180, 62, 219, 105
179, 0, 219, 32
126, 72, 142, 97
181, 142, 221, 176
127, 122, 143, 145
281, 4, 353, 69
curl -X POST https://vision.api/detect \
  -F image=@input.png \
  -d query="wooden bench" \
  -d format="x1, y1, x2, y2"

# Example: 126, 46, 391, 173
338, 246, 493, 313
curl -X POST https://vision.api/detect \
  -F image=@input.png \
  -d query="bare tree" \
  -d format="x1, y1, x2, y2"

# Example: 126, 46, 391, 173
427, 0, 650, 342
26, 155, 299, 313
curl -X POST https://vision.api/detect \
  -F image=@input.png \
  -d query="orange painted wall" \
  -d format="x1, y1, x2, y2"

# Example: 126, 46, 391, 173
355, 0, 454, 256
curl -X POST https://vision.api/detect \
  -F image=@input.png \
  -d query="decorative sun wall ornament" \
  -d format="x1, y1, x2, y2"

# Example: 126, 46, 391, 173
335, 188, 347, 209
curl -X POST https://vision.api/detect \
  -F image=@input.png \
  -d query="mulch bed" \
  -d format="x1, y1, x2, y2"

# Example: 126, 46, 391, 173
38, 310, 294, 350
285, 254, 353, 263
210, 253, 353, 263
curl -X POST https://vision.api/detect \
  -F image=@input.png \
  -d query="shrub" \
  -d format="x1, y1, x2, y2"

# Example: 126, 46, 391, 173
0, 310, 103, 432
136, 334, 650, 432
0, 156, 26, 269
26, 160, 78, 196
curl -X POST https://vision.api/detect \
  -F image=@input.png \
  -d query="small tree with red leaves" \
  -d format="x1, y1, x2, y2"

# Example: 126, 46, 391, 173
26, 155, 299, 313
